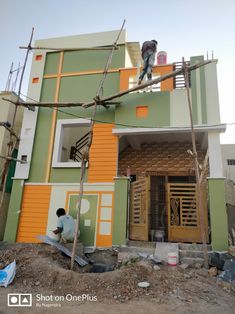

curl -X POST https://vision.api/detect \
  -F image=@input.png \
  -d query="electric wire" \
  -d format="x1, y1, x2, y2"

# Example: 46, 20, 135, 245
19, 92, 233, 130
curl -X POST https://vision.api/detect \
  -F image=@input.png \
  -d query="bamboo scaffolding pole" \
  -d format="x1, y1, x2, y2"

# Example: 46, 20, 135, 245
2, 98, 120, 108
19, 46, 118, 52
0, 123, 20, 140
182, 58, 209, 268
83, 59, 215, 108
0, 28, 34, 212
0, 155, 26, 163
70, 19, 126, 270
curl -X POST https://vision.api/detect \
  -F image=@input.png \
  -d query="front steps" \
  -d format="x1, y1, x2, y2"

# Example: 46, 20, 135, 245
121, 241, 212, 266
179, 243, 212, 266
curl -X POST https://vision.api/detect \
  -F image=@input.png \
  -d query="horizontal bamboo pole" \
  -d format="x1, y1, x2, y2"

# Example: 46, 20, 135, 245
0, 155, 27, 163
83, 60, 215, 108
19, 46, 119, 52
2, 98, 120, 108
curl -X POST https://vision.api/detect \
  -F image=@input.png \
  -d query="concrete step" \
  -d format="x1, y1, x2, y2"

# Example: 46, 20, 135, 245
179, 250, 205, 259
179, 243, 212, 251
127, 240, 156, 249
119, 245, 155, 255
180, 257, 204, 266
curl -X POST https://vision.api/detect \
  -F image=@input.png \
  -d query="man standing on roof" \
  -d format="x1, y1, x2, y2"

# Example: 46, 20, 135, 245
138, 40, 158, 85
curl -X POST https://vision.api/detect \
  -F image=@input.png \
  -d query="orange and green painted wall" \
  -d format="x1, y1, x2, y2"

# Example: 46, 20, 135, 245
3, 31, 227, 250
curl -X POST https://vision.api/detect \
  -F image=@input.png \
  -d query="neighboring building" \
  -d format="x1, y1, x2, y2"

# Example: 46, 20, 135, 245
4, 30, 228, 251
221, 144, 235, 183
0, 92, 24, 240
221, 144, 235, 242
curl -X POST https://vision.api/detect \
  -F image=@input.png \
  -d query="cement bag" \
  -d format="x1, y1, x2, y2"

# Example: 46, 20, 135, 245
0, 260, 16, 288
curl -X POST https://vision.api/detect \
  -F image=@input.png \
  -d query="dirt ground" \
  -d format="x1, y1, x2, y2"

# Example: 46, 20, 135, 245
0, 243, 235, 314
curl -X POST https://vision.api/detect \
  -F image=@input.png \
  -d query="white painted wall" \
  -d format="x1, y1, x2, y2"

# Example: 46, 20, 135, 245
170, 89, 191, 126
208, 132, 224, 177
221, 144, 235, 182
45, 183, 114, 236
205, 62, 221, 124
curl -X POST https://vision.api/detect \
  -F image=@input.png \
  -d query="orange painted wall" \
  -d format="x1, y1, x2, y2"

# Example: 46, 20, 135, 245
119, 65, 174, 92
88, 124, 118, 183
16, 185, 51, 243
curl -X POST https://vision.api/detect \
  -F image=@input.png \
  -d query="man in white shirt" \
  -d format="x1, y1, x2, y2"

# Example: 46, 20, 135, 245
53, 208, 75, 243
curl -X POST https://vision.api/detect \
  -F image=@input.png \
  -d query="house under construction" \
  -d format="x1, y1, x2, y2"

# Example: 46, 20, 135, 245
3, 29, 228, 251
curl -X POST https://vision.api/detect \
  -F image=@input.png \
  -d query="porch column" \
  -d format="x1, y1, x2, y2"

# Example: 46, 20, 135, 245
208, 132, 228, 251
113, 177, 129, 246
4, 179, 24, 242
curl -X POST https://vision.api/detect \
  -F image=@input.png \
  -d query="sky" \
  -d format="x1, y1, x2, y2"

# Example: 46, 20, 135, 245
0, 0, 234, 143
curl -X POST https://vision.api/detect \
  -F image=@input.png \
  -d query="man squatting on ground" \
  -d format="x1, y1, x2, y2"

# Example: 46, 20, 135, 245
53, 208, 75, 243
138, 40, 158, 85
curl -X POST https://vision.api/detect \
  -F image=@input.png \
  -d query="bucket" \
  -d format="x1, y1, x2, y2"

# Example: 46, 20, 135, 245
154, 230, 164, 242
167, 252, 177, 266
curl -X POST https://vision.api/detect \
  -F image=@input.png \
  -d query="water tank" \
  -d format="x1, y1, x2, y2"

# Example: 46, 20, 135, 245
157, 51, 167, 65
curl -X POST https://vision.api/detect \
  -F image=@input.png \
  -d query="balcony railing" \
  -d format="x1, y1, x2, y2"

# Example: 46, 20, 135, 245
173, 61, 191, 89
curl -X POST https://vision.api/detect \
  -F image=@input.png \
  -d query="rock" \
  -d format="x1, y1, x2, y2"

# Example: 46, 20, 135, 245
208, 252, 231, 270
35, 281, 40, 286
23, 280, 27, 286
228, 246, 235, 258
89, 263, 113, 273
136, 260, 152, 269
184, 274, 191, 279
118, 252, 139, 264
179, 263, 189, 270
218, 258, 235, 282
208, 267, 218, 276
153, 265, 161, 271
194, 263, 203, 269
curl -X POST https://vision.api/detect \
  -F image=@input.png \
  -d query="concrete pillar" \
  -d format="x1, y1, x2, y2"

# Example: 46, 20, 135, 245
208, 178, 228, 251
112, 177, 129, 246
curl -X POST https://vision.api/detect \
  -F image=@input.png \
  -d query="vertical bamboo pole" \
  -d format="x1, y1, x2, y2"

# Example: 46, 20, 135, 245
182, 58, 208, 268
70, 20, 126, 270
0, 28, 34, 212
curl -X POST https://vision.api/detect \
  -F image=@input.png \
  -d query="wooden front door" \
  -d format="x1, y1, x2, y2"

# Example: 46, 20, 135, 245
167, 183, 208, 242
129, 178, 150, 241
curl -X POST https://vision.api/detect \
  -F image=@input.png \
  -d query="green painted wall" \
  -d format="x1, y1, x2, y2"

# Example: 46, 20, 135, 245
190, 55, 207, 124
115, 91, 170, 128
28, 107, 53, 182
50, 168, 87, 183
68, 194, 98, 246
62, 45, 125, 73
44, 52, 60, 75
113, 178, 129, 245
28, 69, 118, 183
208, 178, 228, 251
6, 149, 17, 193
200, 65, 207, 124
4, 180, 24, 242
59, 72, 120, 103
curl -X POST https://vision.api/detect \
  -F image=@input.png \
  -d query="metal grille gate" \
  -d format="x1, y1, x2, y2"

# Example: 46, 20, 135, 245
167, 183, 206, 242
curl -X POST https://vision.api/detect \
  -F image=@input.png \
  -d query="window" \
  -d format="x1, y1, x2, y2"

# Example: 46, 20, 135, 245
136, 106, 149, 118
52, 119, 90, 168
227, 159, 235, 166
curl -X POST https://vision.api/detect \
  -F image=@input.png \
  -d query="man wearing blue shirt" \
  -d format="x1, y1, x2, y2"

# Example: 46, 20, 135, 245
53, 208, 75, 243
